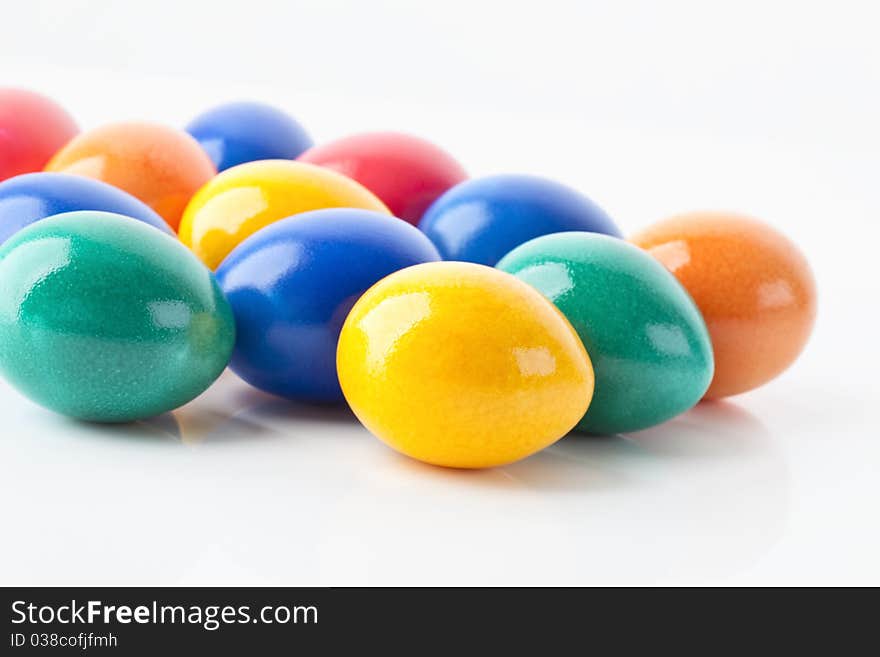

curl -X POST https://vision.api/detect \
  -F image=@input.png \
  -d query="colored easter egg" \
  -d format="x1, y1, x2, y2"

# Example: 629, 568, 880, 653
419, 174, 622, 266
0, 88, 78, 182
298, 132, 467, 225
0, 211, 235, 422
45, 122, 216, 231
186, 101, 313, 172
337, 261, 594, 468
179, 160, 390, 269
0, 172, 172, 245
216, 209, 441, 401
630, 212, 816, 398
497, 232, 713, 434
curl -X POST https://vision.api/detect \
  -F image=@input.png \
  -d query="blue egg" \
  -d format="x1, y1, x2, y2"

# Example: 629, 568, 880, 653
186, 101, 313, 172
0, 172, 173, 244
215, 208, 441, 401
418, 174, 622, 266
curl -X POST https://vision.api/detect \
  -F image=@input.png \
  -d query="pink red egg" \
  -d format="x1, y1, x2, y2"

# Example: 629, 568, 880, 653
0, 89, 78, 182
298, 132, 467, 225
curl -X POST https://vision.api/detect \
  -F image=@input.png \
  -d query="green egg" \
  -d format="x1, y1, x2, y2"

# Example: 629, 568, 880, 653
497, 232, 713, 434
0, 211, 235, 422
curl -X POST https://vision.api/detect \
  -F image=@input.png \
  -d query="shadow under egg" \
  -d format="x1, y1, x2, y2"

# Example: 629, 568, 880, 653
66, 411, 183, 444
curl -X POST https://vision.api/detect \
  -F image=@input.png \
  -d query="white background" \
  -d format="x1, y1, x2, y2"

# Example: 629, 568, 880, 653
1, 0, 878, 585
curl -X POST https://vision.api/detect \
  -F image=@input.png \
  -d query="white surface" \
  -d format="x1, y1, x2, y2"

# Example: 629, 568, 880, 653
1, 0, 878, 586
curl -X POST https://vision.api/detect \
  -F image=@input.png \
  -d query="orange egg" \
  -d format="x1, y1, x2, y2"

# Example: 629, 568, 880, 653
631, 212, 816, 398
46, 122, 216, 231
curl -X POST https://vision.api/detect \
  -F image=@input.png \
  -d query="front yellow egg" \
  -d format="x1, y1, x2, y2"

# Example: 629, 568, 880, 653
178, 159, 390, 269
337, 262, 594, 469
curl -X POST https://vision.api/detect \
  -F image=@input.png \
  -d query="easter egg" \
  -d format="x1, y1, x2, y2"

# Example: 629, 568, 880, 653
0, 172, 172, 245
216, 209, 441, 401
630, 212, 816, 398
186, 101, 313, 172
46, 122, 216, 231
298, 132, 467, 225
419, 174, 622, 266
0, 211, 235, 422
179, 160, 390, 269
497, 232, 713, 434
0, 88, 78, 182
337, 261, 594, 468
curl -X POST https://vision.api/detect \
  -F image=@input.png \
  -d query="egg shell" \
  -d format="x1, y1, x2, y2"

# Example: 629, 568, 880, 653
216, 208, 441, 401
0, 172, 173, 245
186, 101, 313, 172
630, 212, 817, 398
0, 88, 79, 182
0, 211, 235, 422
337, 261, 595, 468
298, 132, 467, 225
46, 122, 216, 231
497, 232, 714, 434
419, 174, 622, 266
179, 160, 390, 269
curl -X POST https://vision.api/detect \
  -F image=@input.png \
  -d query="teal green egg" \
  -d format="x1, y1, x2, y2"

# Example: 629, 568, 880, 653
497, 232, 713, 434
0, 211, 235, 422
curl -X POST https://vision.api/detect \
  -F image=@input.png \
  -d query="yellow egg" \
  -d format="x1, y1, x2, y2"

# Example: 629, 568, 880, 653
178, 159, 390, 269
337, 262, 594, 469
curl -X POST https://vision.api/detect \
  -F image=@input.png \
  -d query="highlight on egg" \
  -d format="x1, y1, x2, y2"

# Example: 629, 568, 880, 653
179, 159, 390, 269
0, 211, 235, 422
0, 172, 173, 245
186, 101, 313, 171
498, 231, 714, 435
631, 211, 816, 399
419, 174, 622, 266
45, 121, 216, 231
298, 132, 467, 225
216, 208, 441, 402
336, 261, 595, 469
0, 88, 79, 182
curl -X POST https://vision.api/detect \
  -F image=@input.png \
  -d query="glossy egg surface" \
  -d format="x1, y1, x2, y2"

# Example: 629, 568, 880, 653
179, 160, 389, 269
46, 121, 216, 230
419, 174, 622, 265
337, 261, 594, 468
216, 209, 441, 401
298, 132, 466, 225
498, 232, 714, 434
631, 211, 816, 398
0, 88, 78, 182
0, 172, 172, 245
186, 101, 313, 172
0, 211, 234, 422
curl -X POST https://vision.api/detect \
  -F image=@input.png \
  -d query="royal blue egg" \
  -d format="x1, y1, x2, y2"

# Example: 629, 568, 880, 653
215, 208, 441, 401
186, 101, 313, 172
0, 172, 173, 244
418, 174, 622, 265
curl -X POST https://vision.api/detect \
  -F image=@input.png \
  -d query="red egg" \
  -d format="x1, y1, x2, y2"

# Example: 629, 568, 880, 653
298, 132, 467, 225
0, 89, 79, 182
